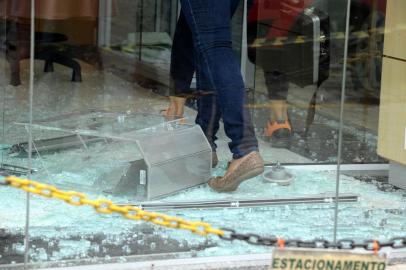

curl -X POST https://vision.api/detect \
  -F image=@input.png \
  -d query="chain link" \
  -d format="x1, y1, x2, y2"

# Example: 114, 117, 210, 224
3, 176, 226, 238
0, 176, 9, 186
2, 175, 406, 251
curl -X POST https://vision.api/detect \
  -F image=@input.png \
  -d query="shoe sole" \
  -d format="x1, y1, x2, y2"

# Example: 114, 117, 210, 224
269, 138, 291, 148
264, 134, 292, 148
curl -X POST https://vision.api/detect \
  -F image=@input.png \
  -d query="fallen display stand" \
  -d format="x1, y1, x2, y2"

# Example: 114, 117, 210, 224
0, 163, 36, 176
8, 134, 108, 156
119, 193, 359, 211
97, 123, 212, 200
12, 111, 213, 200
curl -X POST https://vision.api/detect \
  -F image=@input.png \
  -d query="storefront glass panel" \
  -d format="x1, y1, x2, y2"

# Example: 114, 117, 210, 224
337, 0, 406, 260
0, 0, 405, 268
1, 0, 33, 265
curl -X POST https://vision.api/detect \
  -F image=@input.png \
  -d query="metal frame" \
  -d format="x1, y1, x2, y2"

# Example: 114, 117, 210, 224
97, 0, 113, 48
272, 163, 389, 177
120, 193, 359, 211
155, 0, 162, 33
33, 252, 406, 270
0, 163, 36, 176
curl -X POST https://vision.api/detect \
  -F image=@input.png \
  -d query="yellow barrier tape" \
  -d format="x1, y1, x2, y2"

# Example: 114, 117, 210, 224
294, 36, 306, 44
247, 28, 387, 48
272, 37, 288, 46
2, 175, 225, 238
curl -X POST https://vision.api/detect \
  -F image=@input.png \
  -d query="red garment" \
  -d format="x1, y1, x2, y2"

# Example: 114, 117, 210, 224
247, 0, 314, 38
248, 0, 386, 38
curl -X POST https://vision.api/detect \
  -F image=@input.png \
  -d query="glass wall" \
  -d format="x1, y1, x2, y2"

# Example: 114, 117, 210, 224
1, 0, 33, 265
249, 0, 343, 164
246, 0, 349, 254
338, 0, 406, 254
0, 0, 405, 268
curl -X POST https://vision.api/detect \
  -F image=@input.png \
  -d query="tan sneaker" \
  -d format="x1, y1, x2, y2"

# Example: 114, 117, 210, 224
208, 151, 264, 192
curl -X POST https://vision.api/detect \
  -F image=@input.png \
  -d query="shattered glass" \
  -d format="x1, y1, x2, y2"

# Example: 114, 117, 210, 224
1, 157, 405, 264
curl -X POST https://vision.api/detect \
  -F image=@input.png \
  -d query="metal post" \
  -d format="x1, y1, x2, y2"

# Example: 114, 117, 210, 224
169, 0, 179, 38
1, 0, 7, 166
97, 0, 112, 48
105, 0, 112, 48
24, 0, 36, 266
138, 0, 144, 61
240, 0, 248, 82
333, 0, 352, 244
97, 0, 106, 46
121, 194, 359, 211
155, 0, 162, 32
240, 0, 256, 90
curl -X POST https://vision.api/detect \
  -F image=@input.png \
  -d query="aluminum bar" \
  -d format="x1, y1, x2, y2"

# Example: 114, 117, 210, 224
120, 194, 358, 211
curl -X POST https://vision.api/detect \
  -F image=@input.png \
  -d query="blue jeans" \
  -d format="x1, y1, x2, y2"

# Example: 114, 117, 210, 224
170, 0, 259, 159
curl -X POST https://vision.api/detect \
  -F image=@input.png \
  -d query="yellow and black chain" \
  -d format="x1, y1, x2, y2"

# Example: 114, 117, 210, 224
1, 175, 406, 251
220, 229, 406, 251
0, 175, 224, 237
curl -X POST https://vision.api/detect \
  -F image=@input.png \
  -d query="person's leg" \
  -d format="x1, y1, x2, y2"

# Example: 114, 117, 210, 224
180, 0, 263, 192
230, 0, 241, 15
196, 95, 221, 151
264, 71, 292, 145
194, 0, 240, 152
169, 10, 223, 167
195, 93, 222, 167
180, 0, 259, 159
265, 71, 289, 121
167, 10, 195, 119
167, 0, 240, 121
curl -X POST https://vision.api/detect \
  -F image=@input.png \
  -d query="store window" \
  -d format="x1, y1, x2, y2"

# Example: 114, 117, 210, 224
341, 0, 405, 252
0, 0, 405, 268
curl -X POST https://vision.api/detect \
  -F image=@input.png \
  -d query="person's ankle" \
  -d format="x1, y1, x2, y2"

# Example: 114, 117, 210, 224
169, 96, 186, 117
269, 100, 288, 121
